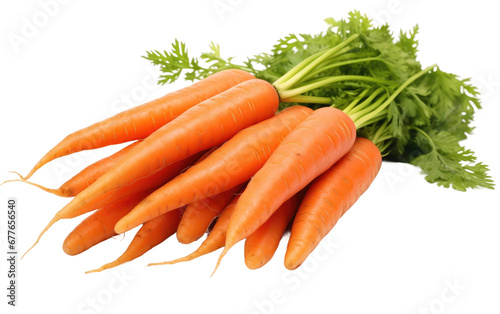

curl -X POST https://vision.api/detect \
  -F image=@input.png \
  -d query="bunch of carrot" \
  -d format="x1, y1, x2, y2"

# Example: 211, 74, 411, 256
3, 66, 382, 272
3, 13, 491, 273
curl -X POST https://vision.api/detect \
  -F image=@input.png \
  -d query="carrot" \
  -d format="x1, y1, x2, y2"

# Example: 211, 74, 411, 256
2, 141, 141, 197
115, 105, 311, 234
177, 183, 244, 244
86, 207, 184, 273
285, 137, 382, 269
65, 150, 204, 220
70, 142, 219, 252
171, 144, 223, 244
244, 193, 300, 270
22, 69, 255, 180
23, 151, 203, 258
49, 78, 277, 241
148, 187, 245, 267
214, 107, 356, 272
21, 69, 254, 181
63, 189, 152, 256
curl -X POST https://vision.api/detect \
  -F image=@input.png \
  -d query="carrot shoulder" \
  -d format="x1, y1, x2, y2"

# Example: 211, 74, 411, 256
285, 137, 382, 270
115, 105, 311, 234
215, 107, 356, 272
22, 69, 254, 180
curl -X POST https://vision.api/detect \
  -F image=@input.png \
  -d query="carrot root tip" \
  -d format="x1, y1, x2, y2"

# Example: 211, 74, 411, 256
21, 167, 38, 182
149, 252, 197, 266
8, 171, 25, 180
21, 238, 40, 260
0, 179, 18, 187
245, 255, 264, 270
211, 246, 231, 277
147, 261, 169, 267
284, 261, 300, 270
0, 179, 62, 196
22, 216, 59, 259
85, 262, 116, 274
114, 220, 129, 235
85, 268, 103, 274
284, 255, 301, 270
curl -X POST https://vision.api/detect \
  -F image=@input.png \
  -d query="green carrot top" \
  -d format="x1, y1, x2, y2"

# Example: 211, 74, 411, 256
144, 11, 493, 191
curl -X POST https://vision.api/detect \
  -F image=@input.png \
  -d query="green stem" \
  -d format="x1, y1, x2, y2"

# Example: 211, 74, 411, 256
413, 127, 436, 151
323, 51, 378, 63
213, 65, 254, 73
304, 56, 382, 81
377, 140, 393, 156
342, 88, 371, 114
273, 50, 330, 86
349, 93, 388, 122
278, 75, 390, 100
274, 34, 360, 90
353, 64, 437, 128
374, 134, 393, 144
293, 47, 353, 86
346, 87, 385, 116
354, 108, 387, 129
371, 119, 390, 144
281, 95, 332, 105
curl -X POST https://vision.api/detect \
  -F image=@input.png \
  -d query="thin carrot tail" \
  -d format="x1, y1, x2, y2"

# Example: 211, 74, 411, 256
85, 259, 123, 274
148, 254, 196, 266
212, 228, 241, 276
148, 244, 214, 266
8, 171, 24, 179
23, 143, 67, 181
22, 141, 68, 180
21, 215, 59, 259
20, 164, 40, 181
211, 245, 232, 277
0, 179, 64, 196
0, 179, 18, 188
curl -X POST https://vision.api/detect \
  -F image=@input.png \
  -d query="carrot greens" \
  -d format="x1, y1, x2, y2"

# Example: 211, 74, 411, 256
144, 11, 493, 191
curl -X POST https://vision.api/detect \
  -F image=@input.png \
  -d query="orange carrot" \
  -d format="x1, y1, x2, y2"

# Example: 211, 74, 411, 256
148, 187, 245, 267
115, 105, 311, 234
63, 189, 152, 256
23, 151, 203, 257
177, 183, 244, 244
170, 145, 223, 244
64, 151, 204, 220
86, 207, 184, 273
22, 69, 254, 180
51, 79, 278, 242
214, 107, 356, 272
3, 141, 141, 197
244, 194, 300, 270
285, 137, 382, 270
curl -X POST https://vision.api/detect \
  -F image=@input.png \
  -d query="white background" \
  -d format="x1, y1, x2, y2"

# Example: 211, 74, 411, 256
1, 0, 499, 313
